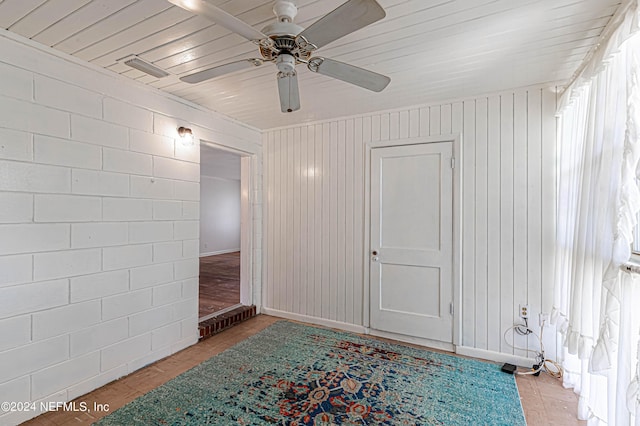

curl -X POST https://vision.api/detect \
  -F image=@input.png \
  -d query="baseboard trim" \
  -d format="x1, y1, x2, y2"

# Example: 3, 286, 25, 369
456, 346, 537, 367
261, 308, 367, 335
199, 248, 240, 257
261, 308, 537, 368
365, 329, 455, 352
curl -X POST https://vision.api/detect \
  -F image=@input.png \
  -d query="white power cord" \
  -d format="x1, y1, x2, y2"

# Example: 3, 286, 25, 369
503, 320, 563, 378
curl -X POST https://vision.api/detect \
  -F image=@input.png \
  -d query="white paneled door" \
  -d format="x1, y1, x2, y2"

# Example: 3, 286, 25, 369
370, 142, 453, 342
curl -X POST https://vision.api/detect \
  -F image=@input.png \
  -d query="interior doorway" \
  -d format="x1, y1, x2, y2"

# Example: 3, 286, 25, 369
369, 141, 454, 343
199, 250, 240, 317
199, 143, 252, 321
363, 135, 462, 351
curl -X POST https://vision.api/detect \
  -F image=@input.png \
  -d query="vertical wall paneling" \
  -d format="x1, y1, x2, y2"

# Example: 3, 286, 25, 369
328, 122, 338, 321
430, 106, 441, 136
286, 129, 295, 313
277, 130, 285, 311
409, 109, 420, 138
354, 117, 365, 325
441, 104, 453, 135
272, 132, 286, 309
276, 130, 283, 311
305, 126, 314, 317
399, 111, 409, 139
487, 95, 502, 353
293, 127, 301, 316
265, 132, 274, 310
513, 91, 529, 358
371, 114, 381, 142
380, 113, 390, 141
527, 89, 543, 356
361, 116, 372, 326
345, 120, 355, 325
241, 157, 256, 307
299, 126, 308, 317
282, 130, 289, 312
462, 100, 476, 347
452, 103, 464, 134
389, 112, 400, 140
337, 121, 347, 323
269, 131, 277, 310
475, 98, 489, 350
500, 93, 516, 354
280, 130, 293, 310
263, 86, 558, 361
321, 123, 331, 319
313, 125, 323, 319
419, 107, 430, 137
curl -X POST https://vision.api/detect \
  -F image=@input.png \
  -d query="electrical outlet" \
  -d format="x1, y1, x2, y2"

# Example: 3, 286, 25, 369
519, 304, 529, 319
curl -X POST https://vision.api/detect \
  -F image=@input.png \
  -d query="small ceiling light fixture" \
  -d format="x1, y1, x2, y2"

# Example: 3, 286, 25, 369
118, 55, 169, 78
178, 126, 194, 146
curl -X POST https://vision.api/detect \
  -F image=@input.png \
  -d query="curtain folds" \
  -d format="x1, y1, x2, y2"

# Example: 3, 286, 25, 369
554, 1, 640, 424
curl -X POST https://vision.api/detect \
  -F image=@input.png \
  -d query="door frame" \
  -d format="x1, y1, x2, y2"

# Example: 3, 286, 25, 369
199, 140, 258, 314
363, 134, 463, 347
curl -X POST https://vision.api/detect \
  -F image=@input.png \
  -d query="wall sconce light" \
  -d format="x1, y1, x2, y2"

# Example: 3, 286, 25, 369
178, 126, 194, 146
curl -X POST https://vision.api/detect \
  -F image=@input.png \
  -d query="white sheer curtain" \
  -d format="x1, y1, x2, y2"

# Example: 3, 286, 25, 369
554, 1, 640, 424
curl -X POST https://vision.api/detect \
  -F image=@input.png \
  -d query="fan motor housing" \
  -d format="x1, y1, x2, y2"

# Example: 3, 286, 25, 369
259, 32, 311, 63
259, 1, 314, 64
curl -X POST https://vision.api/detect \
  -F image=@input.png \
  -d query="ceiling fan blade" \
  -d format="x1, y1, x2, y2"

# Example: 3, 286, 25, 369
277, 71, 301, 113
308, 57, 390, 92
180, 59, 264, 84
296, 0, 385, 50
167, 0, 267, 42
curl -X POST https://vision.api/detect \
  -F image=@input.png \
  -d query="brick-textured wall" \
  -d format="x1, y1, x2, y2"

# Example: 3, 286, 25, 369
0, 32, 261, 425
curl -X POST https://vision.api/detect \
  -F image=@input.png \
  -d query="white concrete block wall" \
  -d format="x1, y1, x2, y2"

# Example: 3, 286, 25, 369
0, 31, 261, 425
0, 255, 32, 286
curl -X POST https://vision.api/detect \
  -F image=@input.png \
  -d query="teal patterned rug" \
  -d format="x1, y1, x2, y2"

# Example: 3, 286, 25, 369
96, 321, 526, 425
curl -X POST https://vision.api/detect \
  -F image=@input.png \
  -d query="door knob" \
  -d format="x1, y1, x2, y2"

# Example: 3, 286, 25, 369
372, 256, 379, 262
372, 250, 378, 256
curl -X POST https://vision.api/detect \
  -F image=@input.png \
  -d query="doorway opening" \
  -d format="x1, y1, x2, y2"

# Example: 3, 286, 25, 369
198, 143, 255, 334
364, 135, 462, 351
199, 251, 241, 317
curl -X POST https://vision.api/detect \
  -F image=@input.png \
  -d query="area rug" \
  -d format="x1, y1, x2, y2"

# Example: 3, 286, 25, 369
96, 321, 526, 425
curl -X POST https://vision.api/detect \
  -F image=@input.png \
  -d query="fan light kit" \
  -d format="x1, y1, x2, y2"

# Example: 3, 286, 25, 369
167, 0, 391, 113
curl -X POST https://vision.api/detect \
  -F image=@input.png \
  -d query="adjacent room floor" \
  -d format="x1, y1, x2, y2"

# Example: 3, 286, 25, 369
23, 315, 584, 426
199, 252, 241, 318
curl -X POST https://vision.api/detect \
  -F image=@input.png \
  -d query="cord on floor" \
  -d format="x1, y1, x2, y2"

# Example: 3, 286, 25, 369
503, 320, 563, 379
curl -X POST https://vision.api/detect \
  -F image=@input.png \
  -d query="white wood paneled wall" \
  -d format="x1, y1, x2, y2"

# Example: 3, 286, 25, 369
263, 86, 557, 359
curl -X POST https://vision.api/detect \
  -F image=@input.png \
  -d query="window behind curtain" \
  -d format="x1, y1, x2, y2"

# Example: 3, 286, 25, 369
635, 209, 640, 259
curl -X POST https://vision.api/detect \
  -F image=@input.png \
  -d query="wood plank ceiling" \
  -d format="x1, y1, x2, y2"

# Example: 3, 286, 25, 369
0, 0, 622, 129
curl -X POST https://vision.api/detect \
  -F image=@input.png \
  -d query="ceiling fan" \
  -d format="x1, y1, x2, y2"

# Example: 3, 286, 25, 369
167, 0, 391, 113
